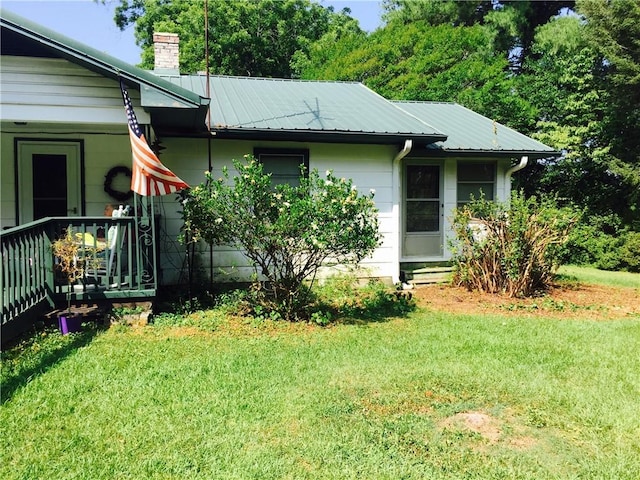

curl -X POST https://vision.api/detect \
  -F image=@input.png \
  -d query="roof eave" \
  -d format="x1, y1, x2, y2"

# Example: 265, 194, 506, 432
209, 127, 447, 145
420, 148, 562, 159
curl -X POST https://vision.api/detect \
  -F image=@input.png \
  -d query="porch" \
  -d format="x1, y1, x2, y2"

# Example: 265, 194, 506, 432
1, 213, 159, 342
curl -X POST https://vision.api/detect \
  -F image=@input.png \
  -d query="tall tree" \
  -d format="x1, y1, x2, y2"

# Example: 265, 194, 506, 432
111, 0, 358, 77
577, 0, 640, 224
515, 9, 639, 226
515, 17, 615, 213
382, 0, 575, 71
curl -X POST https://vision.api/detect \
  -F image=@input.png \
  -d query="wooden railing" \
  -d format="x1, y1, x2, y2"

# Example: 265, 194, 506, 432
1, 215, 158, 339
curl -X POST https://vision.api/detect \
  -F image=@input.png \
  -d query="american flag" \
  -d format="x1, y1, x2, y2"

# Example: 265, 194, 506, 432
120, 79, 189, 196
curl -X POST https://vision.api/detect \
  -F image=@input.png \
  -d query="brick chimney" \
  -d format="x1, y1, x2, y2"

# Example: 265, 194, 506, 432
153, 32, 179, 72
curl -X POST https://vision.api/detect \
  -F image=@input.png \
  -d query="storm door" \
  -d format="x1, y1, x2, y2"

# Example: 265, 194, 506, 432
17, 141, 82, 223
403, 163, 443, 258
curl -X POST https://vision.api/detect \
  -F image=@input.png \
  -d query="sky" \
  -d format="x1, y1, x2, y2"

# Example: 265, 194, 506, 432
1, 0, 384, 65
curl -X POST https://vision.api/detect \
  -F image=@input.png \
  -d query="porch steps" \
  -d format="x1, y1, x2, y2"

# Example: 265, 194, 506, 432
43, 304, 108, 324
401, 265, 454, 285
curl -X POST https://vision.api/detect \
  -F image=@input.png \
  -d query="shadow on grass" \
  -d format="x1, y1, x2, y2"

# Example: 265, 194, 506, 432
1, 320, 103, 404
316, 289, 417, 326
152, 282, 418, 328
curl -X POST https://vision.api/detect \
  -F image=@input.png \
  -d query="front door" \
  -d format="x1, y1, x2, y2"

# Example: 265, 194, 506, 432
17, 140, 82, 223
403, 162, 443, 258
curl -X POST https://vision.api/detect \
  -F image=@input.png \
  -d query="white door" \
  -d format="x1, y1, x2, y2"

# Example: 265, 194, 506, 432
17, 140, 82, 223
403, 162, 444, 258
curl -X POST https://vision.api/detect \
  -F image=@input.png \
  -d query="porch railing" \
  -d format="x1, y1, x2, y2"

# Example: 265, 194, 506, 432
1, 215, 158, 339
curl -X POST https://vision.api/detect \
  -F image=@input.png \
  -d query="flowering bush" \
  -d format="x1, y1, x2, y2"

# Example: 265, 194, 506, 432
181, 155, 382, 320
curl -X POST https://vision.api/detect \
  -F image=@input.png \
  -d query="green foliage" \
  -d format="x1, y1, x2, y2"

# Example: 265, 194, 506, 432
562, 213, 624, 270
113, 0, 358, 77
148, 275, 414, 329
451, 192, 578, 297
619, 231, 640, 273
181, 156, 382, 320
382, 0, 494, 27
560, 214, 640, 273
516, 8, 640, 226
312, 275, 416, 321
382, 0, 575, 71
577, 0, 640, 223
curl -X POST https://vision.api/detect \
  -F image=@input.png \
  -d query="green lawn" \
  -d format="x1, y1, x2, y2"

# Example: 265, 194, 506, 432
558, 264, 640, 288
2, 278, 640, 479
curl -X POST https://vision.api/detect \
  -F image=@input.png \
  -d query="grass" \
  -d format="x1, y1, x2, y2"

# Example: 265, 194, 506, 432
558, 264, 640, 288
2, 274, 640, 479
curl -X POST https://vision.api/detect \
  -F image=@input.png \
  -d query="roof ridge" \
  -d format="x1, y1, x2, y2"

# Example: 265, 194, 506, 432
392, 100, 457, 106
384, 96, 447, 137
194, 74, 363, 85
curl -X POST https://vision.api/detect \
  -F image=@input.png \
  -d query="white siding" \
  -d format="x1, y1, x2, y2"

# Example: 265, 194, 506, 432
1, 55, 148, 229
0, 56, 149, 124
0, 56, 526, 286
154, 139, 401, 285
0, 124, 134, 230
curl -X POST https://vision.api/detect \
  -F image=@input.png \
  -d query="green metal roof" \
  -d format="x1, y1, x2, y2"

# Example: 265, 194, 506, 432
0, 8, 209, 128
394, 101, 560, 158
156, 74, 447, 144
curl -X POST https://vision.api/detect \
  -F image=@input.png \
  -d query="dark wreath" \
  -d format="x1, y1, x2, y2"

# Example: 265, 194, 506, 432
104, 165, 133, 202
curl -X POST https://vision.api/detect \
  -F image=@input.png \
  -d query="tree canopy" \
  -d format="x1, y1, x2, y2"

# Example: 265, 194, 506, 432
112, 0, 359, 77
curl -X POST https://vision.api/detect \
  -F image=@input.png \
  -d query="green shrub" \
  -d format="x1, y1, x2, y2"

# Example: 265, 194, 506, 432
450, 191, 578, 297
561, 214, 640, 272
561, 213, 624, 269
619, 231, 640, 272
180, 156, 382, 320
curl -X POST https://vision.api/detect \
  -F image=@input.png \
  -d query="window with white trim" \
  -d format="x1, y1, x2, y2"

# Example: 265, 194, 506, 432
457, 162, 496, 207
253, 148, 309, 187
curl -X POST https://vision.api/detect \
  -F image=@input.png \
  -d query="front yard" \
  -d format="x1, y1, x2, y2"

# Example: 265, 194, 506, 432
2, 268, 639, 479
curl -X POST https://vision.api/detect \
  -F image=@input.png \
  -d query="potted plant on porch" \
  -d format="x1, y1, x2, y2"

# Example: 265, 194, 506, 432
51, 228, 99, 334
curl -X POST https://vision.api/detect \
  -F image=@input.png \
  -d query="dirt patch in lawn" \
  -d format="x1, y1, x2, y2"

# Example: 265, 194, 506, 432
440, 411, 503, 443
412, 282, 640, 320
439, 410, 539, 450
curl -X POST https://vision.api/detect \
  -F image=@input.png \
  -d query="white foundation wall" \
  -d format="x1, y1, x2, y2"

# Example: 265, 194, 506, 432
155, 138, 400, 285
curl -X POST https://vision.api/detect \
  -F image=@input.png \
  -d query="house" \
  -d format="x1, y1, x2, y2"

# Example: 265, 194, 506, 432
0, 9, 559, 332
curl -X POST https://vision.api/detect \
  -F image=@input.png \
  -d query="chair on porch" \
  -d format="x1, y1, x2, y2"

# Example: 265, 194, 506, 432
87, 205, 130, 288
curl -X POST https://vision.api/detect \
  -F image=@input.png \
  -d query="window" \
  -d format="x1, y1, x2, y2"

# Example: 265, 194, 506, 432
406, 165, 440, 232
253, 148, 309, 187
457, 162, 495, 207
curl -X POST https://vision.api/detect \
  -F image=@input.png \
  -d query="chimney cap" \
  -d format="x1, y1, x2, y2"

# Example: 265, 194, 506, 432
153, 32, 179, 43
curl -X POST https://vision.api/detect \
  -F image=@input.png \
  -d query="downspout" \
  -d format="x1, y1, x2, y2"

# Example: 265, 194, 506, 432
506, 155, 528, 180
392, 140, 413, 284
